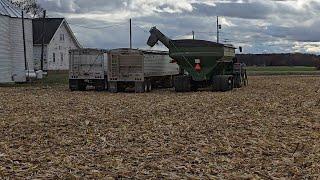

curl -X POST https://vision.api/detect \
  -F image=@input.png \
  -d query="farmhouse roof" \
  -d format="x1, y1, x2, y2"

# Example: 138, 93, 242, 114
33, 18, 64, 45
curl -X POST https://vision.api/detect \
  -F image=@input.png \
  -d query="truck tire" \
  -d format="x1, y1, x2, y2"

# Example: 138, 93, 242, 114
174, 75, 191, 92
104, 77, 108, 91
109, 82, 118, 93
69, 79, 78, 91
104, 77, 109, 91
78, 80, 86, 91
135, 82, 145, 93
95, 80, 105, 91
147, 80, 152, 92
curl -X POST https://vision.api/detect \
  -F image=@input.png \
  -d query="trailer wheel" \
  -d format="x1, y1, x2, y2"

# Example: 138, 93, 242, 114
135, 82, 145, 93
78, 80, 86, 91
104, 76, 108, 91
109, 82, 118, 93
69, 79, 78, 91
144, 82, 148, 93
147, 80, 152, 92
95, 80, 105, 91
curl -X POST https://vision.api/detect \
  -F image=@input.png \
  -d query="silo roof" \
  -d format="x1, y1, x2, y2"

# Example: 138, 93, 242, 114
0, 0, 31, 18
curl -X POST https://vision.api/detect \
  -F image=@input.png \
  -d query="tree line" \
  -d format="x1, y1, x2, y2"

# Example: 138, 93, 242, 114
236, 53, 320, 68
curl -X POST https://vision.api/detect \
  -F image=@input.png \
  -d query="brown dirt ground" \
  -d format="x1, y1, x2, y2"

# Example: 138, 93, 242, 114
0, 76, 319, 179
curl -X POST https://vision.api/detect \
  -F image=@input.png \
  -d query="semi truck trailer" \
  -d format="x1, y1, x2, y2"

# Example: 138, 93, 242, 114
69, 48, 180, 93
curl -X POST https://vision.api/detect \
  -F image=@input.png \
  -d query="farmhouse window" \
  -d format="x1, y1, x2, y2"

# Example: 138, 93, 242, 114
60, 34, 65, 41
61, 53, 64, 62
53, 53, 56, 63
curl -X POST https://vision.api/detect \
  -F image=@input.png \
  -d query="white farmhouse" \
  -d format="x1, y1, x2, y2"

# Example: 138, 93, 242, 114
33, 18, 81, 71
0, 0, 34, 83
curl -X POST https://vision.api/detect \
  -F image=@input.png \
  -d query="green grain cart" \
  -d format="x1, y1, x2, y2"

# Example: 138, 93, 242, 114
147, 27, 247, 92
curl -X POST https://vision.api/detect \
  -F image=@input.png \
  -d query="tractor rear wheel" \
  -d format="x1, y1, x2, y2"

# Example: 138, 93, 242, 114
221, 76, 234, 92
212, 75, 234, 92
234, 74, 243, 88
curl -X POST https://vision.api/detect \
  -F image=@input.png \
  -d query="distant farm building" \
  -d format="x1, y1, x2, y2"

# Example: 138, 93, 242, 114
33, 18, 81, 71
0, 0, 34, 83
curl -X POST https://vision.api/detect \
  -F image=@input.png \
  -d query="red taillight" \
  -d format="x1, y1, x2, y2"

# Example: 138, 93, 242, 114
195, 63, 201, 72
195, 59, 201, 72
170, 59, 177, 63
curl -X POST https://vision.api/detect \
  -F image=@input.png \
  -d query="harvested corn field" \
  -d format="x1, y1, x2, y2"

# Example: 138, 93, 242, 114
0, 76, 319, 179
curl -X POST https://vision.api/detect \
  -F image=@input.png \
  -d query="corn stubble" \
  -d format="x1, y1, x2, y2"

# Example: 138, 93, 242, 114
0, 76, 319, 179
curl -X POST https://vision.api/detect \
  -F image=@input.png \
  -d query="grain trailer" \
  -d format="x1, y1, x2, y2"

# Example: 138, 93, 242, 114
69, 48, 108, 91
69, 48, 179, 92
108, 48, 180, 93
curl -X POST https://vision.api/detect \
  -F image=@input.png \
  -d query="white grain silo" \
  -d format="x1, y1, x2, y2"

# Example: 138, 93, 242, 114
0, 0, 34, 83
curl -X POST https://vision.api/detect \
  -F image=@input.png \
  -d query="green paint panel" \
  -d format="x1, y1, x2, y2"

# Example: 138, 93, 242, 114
168, 40, 235, 81
147, 27, 237, 82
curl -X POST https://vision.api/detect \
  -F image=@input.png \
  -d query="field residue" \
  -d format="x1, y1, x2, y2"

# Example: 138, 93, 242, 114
0, 76, 319, 179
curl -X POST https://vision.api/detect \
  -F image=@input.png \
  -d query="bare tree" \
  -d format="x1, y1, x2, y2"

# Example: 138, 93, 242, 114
10, 0, 44, 17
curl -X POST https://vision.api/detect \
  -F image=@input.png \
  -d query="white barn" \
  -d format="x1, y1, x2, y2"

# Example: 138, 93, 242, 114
0, 0, 34, 83
33, 18, 81, 71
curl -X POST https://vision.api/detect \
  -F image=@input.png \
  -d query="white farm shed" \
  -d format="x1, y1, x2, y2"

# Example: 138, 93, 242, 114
0, 0, 34, 83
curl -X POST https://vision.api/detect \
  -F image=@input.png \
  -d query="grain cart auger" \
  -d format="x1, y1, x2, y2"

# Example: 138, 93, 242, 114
147, 27, 248, 92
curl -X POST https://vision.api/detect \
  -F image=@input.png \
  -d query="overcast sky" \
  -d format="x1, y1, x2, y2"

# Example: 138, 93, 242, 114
38, 0, 320, 54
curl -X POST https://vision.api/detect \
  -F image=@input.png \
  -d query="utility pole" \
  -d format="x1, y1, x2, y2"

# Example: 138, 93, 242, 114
129, 18, 132, 49
22, 11, 27, 71
40, 10, 46, 71
192, 31, 195, 40
216, 16, 220, 43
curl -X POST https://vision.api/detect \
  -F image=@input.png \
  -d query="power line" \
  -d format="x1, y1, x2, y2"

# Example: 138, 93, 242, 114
69, 22, 127, 29
133, 24, 149, 34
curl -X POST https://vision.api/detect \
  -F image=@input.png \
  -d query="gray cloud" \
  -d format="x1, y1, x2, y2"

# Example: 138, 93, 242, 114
192, 2, 273, 19
38, 0, 320, 54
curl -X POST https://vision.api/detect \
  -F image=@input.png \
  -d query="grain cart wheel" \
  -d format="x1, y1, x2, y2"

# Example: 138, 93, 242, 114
212, 75, 222, 92
174, 75, 191, 92
191, 82, 199, 92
